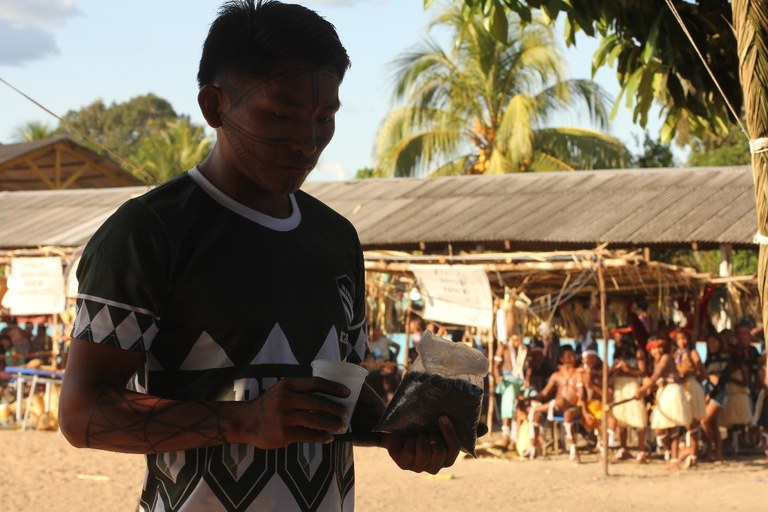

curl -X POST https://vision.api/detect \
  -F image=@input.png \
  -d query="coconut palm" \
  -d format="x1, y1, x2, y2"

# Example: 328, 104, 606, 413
133, 118, 213, 182
14, 121, 57, 142
374, 6, 629, 177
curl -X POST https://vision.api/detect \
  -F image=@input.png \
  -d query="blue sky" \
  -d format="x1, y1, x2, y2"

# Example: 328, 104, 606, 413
0, 0, 669, 182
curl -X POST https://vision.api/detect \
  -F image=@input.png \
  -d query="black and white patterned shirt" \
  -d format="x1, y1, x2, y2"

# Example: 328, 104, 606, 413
72, 167, 368, 511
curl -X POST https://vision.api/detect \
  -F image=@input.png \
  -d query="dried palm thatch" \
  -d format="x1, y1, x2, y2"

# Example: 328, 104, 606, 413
733, 0, 768, 376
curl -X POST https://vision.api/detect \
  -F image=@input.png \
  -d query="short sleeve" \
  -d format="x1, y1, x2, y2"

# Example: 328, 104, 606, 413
71, 199, 171, 351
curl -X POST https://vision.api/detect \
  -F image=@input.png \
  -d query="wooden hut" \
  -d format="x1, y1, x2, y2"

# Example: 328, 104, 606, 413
0, 136, 145, 191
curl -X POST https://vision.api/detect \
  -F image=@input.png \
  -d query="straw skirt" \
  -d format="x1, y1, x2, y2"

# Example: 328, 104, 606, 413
651, 383, 692, 429
612, 376, 648, 428
684, 377, 707, 421
722, 383, 752, 426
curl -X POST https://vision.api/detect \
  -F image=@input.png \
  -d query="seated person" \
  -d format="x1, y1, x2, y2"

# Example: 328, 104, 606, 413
528, 345, 585, 462
366, 325, 400, 363
0, 333, 17, 395
493, 334, 526, 449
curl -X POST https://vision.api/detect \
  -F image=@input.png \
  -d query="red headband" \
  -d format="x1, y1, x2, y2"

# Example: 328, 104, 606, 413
645, 338, 665, 351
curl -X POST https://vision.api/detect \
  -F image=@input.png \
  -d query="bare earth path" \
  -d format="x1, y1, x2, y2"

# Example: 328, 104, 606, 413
2, 430, 766, 511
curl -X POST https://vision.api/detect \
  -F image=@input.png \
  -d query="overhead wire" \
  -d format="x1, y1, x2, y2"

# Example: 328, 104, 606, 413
662, 0, 748, 138
0, 75, 157, 185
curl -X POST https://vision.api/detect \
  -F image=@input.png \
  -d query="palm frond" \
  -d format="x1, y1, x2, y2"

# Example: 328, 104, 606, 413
534, 127, 630, 170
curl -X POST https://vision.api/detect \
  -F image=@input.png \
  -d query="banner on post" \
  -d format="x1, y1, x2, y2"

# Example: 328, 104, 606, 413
411, 264, 493, 329
1, 257, 66, 315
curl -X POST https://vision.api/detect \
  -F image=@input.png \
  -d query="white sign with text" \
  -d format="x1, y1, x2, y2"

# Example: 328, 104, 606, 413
1, 257, 66, 315
411, 265, 493, 329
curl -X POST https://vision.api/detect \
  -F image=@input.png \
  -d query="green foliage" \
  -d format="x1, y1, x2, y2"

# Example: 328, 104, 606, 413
631, 131, 675, 168
688, 126, 751, 166
376, 5, 628, 177
60, 94, 178, 157
652, 247, 758, 276
354, 167, 377, 179
733, 250, 759, 276
132, 119, 213, 183
13, 121, 58, 142
55, 93, 211, 182
454, 1, 740, 144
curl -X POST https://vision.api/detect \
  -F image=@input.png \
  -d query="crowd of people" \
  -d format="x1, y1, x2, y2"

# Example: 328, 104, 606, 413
492, 323, 768, 468
0, 321, 54, 390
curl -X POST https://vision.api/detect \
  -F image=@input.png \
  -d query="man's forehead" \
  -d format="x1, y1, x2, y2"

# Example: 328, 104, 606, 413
225, 66, 340, 108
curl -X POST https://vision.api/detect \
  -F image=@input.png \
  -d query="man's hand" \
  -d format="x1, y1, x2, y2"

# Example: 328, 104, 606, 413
383, 416, 461, 474
231, 377, 350, 449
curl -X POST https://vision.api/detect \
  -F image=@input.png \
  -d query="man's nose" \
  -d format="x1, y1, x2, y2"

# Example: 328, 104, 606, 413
290, 123, 319, 155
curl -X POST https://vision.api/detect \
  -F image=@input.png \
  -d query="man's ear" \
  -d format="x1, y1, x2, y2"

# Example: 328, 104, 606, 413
198, 84, 224, 128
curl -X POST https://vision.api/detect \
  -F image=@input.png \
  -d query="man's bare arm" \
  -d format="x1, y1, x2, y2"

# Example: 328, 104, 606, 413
59, 339, 350, 453
536, 373, 558, 402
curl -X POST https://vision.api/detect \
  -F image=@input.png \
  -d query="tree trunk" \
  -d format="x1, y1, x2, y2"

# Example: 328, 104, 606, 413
732, 0, 768, 378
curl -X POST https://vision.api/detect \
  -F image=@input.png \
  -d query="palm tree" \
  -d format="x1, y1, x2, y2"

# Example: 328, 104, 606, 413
14, 121, 57, 142
374, 6, 629, 177
133, 119, 213, 182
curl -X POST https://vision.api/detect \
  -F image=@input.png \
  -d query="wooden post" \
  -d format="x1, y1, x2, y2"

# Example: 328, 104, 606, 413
692, 283, 703, 342
732, 0, 768, 383
485, 328, 495, 432
597, 253, 610, 477
51, 313, 60, 369
404, 306, 412, 373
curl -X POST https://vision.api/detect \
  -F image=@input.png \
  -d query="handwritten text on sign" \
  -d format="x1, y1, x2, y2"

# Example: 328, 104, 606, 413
1, 257, 65, 315
411, 265, 493, 329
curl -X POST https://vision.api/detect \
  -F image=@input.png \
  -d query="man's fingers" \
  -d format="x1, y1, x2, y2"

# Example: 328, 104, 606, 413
391, 436, 417, 471
282, 376, 350, 398
426, 432, 447, 474
438, 416, 461, 467
287, 409, 347, 435
438, 416, 461, 450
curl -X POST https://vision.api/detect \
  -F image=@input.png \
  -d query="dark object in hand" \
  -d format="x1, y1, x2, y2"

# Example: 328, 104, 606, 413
373, 371, 484, 457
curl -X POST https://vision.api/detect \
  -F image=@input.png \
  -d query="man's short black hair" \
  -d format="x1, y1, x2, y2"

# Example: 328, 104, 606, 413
197, 0, 351, 88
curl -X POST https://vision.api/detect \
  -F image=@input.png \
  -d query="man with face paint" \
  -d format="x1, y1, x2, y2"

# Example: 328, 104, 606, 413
58, 2, 463, 511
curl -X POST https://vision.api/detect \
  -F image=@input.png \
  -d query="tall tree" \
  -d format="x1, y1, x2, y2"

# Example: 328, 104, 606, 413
451, 1, 741, 143
376, 6, 628, 177
59, 94, 179, 158
49, 93, 212, 182
687, 125, 751, 166
631, 132, 675, 168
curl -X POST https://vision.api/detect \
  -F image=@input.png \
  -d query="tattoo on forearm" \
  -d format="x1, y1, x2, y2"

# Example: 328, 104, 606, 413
85, 387, 226, 453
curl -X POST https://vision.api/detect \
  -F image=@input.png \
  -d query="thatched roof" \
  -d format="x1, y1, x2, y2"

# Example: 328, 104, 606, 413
0, 137, 145, 191
363, 248, 713, 298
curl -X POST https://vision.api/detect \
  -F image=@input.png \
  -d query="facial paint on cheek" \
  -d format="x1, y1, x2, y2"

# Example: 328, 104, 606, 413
221, 113, 281, 168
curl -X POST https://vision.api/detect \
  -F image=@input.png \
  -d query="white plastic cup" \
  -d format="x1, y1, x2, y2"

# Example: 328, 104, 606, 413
311, 359, 369, 431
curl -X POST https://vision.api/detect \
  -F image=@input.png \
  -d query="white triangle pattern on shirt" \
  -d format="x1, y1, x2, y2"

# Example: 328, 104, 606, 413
179, 331, 235, 370
251, 324, 300, 365
313, 326, 341, 362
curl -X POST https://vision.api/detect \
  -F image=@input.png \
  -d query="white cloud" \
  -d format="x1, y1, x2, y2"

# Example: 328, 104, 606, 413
0, 0, 81, 28
0, 0, 79, 65
0, 20, 59, 66
310, 161, 351, 182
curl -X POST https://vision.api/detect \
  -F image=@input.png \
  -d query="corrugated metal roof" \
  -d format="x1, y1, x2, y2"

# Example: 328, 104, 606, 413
304, 166, 757, 249
0, 166, 756, 251
0, 186, 148, 248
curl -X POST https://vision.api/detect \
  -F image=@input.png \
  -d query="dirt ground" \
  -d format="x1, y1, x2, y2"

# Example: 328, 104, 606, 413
1, 429, 767, 511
